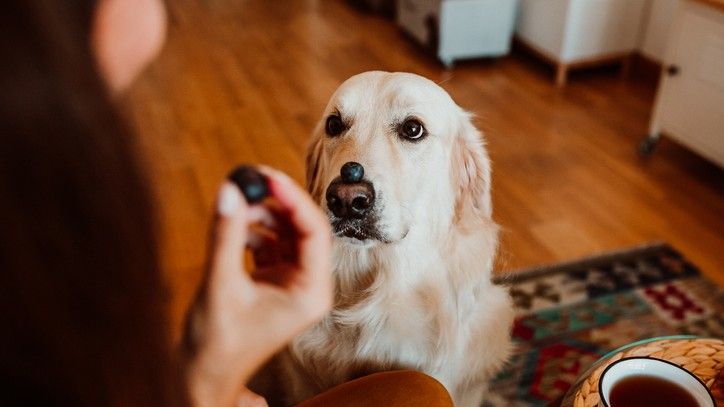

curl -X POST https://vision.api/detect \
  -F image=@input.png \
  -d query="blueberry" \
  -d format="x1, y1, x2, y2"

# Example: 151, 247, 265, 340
340, 162, 364, 183
227, 165, 269, 204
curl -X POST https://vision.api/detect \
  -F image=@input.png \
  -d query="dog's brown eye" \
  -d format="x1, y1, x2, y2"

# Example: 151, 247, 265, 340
325, 115, 346, 137
399, 119, 426, 141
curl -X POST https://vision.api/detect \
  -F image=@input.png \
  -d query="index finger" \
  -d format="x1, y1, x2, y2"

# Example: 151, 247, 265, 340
256, 167, 332, 290
258, 167, 333, 319
257, 166, 330, 240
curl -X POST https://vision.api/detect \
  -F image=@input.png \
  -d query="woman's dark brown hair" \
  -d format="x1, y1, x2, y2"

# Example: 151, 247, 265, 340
0, 1, 181, 405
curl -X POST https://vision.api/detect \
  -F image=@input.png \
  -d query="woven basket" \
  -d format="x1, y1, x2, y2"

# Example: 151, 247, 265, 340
565, 337, 724, 407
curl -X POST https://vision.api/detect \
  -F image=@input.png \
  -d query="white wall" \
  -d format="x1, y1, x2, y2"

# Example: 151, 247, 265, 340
639, 0, 682, 62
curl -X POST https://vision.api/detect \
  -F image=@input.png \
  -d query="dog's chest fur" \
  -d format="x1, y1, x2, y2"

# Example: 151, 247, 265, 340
286, 236, 496, 399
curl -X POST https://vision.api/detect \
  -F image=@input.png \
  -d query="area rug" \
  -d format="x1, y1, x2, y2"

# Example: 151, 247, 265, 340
486, 242, 724, 407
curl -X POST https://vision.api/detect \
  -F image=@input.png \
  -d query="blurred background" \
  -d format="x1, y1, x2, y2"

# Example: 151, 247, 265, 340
123, 0, 724, 332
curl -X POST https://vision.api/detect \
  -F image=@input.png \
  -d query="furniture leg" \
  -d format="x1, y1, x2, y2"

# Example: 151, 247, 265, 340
556, 63, 568, 88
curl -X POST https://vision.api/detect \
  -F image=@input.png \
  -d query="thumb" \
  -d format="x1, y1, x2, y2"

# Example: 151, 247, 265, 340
210, 182, 251, 284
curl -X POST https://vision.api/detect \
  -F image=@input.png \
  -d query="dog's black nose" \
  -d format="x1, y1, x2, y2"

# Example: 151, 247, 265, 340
340, 162, 364, 184
326, 180, 375, 219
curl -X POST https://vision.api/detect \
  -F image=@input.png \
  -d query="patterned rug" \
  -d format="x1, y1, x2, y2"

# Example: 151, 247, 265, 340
486, 242, 724, 407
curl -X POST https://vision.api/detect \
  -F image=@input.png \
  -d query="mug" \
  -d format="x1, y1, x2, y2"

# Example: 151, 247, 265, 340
598, 357, 715, 407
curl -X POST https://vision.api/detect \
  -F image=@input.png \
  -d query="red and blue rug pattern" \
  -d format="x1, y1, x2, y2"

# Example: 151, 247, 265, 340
486, 243, 724, 407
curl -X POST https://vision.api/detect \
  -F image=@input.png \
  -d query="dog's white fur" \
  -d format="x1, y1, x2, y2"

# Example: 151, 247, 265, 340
272, 71, 512, 406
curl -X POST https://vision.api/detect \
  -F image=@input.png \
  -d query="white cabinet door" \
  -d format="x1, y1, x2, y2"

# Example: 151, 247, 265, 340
439, 0, 517, 61
655, 2, 724, 166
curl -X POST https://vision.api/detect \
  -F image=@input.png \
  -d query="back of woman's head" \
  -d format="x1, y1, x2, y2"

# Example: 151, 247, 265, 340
0, 1, 179, 405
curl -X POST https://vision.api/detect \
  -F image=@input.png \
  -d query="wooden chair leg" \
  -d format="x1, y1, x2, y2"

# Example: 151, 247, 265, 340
555, 63, 568, 88
620, 54, 633, 79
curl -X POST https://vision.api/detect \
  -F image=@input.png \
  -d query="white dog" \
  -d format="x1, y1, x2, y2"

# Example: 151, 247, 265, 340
257, 71, 513, 406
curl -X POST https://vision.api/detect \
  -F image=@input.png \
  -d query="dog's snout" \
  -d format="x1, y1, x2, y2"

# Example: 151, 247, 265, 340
340, 161, 364, 184
327, 162, 374, 219
326, 180, 375, 219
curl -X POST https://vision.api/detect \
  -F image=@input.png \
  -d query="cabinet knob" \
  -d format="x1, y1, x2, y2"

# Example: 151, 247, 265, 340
667, 65, 680, 76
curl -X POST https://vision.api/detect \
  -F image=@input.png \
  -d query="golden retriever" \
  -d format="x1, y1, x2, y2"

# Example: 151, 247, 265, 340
256, 71, 513, 406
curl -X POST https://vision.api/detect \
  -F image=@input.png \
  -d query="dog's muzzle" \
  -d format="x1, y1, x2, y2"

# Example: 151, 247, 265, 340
325, 162, 380, 241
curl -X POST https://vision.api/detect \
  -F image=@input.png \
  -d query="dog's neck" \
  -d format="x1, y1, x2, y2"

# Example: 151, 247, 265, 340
331, 215, 498, 308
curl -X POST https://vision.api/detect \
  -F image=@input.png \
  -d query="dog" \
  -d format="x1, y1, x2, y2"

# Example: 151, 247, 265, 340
256, 71, 513, 406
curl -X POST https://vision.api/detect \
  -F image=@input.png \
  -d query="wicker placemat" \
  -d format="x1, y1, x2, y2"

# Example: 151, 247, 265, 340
567, 338, 724, 407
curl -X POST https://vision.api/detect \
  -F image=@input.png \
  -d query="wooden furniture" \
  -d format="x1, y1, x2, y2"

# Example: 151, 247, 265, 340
561, 337, 724, 407
297, 371, 453, 407
396, 0, 518, 67
640, 0, 724, 168
515, 0, 648, 87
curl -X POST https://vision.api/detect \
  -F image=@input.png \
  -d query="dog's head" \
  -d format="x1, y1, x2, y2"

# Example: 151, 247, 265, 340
306, 71, 491, 246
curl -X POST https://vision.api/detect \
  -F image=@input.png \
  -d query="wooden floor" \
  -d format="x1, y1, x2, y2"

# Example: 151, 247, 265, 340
125, 0, 724, 334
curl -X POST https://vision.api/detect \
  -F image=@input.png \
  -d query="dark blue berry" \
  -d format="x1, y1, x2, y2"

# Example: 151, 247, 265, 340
228, 165, 269, 204
340, 162, 364, 183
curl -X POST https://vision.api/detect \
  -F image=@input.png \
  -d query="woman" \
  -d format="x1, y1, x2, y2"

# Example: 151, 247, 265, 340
0, 1, 451, 405
1, 0, 331, 405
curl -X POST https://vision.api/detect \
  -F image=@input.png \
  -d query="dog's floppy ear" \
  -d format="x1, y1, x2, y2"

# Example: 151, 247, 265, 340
452, 112, 492, 225
305, 132, 326, 201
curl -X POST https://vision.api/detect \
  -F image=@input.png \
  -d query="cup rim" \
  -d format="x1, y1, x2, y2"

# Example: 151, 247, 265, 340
598, 356, 716, 407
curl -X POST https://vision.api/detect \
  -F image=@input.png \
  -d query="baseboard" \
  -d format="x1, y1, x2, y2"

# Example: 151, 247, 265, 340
513, 35, 663, 87
512, 36, 558, 67
631, 52, 663, 87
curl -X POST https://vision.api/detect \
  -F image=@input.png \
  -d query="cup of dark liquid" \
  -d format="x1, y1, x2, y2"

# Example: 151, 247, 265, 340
599, 357, 715, 407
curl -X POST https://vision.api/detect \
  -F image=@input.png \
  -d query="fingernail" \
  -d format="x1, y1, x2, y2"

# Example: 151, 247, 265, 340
217, 183, 241, 216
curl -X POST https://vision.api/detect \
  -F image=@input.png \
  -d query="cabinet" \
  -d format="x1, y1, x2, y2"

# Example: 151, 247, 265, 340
641, 0, 724, 168
515, 0, 648, 87
396, 0, 518, 66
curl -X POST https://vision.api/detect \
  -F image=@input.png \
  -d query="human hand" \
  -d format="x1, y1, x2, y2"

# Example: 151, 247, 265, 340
182, 167, 333, 407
